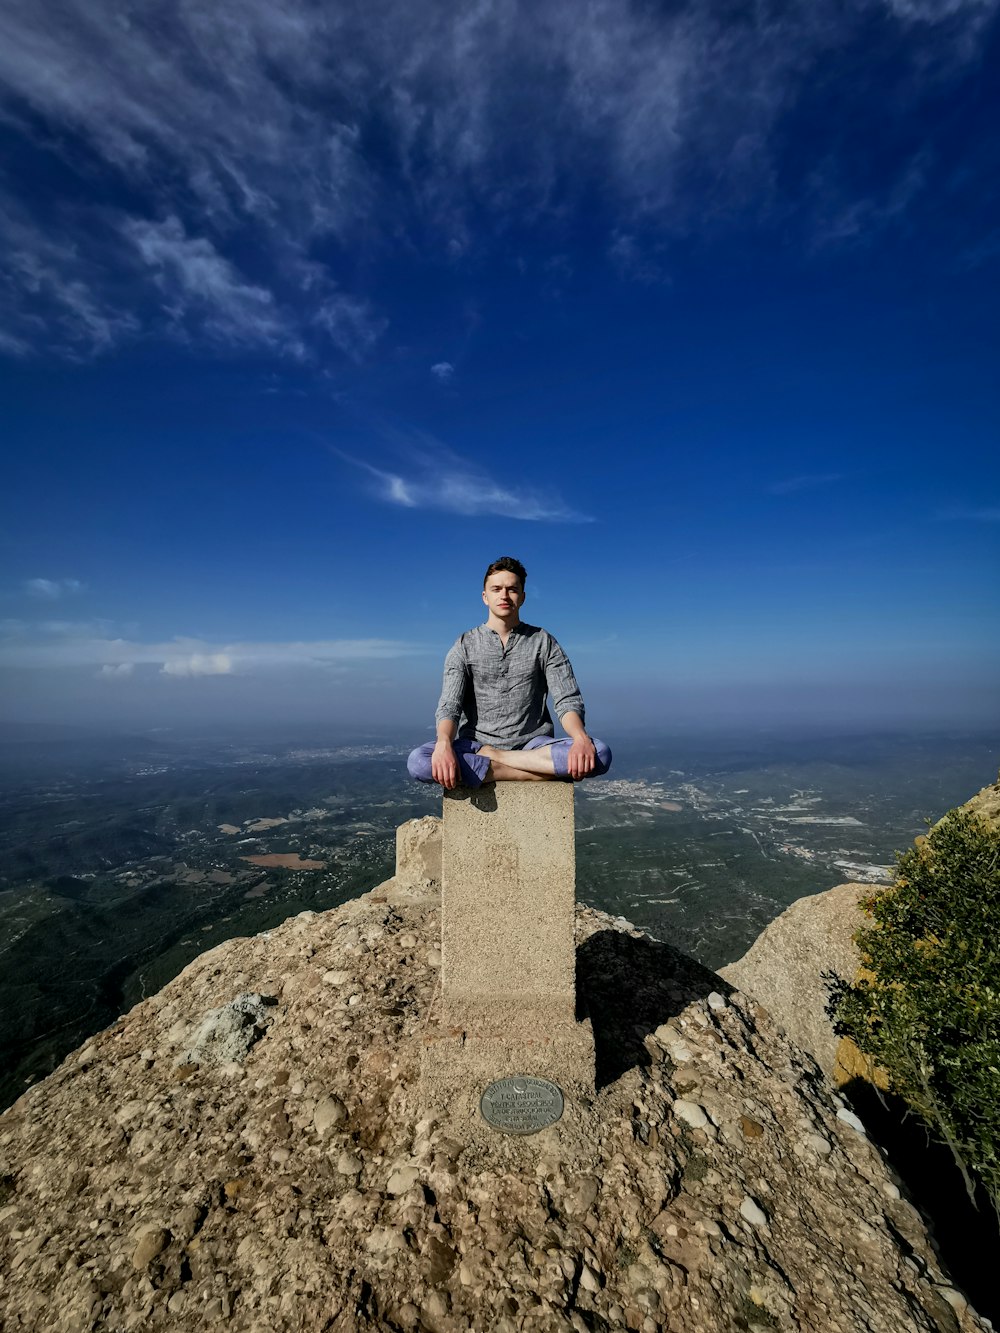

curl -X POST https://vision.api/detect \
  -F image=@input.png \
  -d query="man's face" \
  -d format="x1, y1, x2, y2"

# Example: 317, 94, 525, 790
482, 570, 525, 618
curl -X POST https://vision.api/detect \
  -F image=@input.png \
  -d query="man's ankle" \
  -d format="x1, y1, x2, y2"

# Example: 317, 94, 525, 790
488, 760, 550, 782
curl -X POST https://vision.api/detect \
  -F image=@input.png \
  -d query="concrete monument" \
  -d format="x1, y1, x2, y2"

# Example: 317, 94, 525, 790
420, 782, 595, 1150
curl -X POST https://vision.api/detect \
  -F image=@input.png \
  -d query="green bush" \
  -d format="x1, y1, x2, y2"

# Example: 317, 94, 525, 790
828, 804, 1000, 1211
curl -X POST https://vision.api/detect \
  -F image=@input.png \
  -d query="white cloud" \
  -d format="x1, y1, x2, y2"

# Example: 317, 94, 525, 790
161, 653, 233, 677
431, 361, 455, 382
883, 0, 995, 21
97, 662, 133, 678
124, 217, 299, 353
24, 577, 84, 598
0, 623, 428, 671
0, 211, 140, 357
312, 290, 387, 361
334, 435, 592, 523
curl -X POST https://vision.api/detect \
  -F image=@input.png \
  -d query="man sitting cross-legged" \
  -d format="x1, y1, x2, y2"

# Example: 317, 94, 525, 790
407, 556, 612, 789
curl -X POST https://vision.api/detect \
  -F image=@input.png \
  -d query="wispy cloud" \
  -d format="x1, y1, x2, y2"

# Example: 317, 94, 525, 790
313, 291, 387, 361
124, 217, 299, 355
936, 505, 1000, 523
97, 662, 133, 678
808, 153, 931, 251
0, 625, 428, 672
1, 209, 140, 359
1, 0, 993, 360
161, 653, 233, 677
608, 232, 669, 285
333, 434, 593, 523
767, 473, 845, 496
24, 577, 84, 599
431, 361, 455, 383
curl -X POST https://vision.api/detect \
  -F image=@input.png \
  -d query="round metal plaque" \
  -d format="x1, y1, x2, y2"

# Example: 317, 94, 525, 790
480, 1075, 565, 1135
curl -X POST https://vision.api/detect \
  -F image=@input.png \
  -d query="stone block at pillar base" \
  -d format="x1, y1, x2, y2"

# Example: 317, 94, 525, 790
420, 997, 596, 1163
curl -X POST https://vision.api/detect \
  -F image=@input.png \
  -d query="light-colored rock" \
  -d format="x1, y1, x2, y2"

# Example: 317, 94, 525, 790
175, 992, 273, 1066
720, 882, 872, 1075
740, 1196, 768, 1228
580, 1264, 601, 1293
386, 1164, 420, 1195
131, 1227, 170, 1268
336, 1149, 363, 1175
654, 1024, 693, 1063
804, 1133, 832, 1156
393, 816, 442, 894
956, 777, 1000, 828
565, 1174, 600, 1216
837, 1107, 866, 1134
313, 1094, 347, 1136
673, 1099, 709, 1129
321, 969, 352, 986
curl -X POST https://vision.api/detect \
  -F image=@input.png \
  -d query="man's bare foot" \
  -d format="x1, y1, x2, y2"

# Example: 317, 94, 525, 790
477, 744, 558, 779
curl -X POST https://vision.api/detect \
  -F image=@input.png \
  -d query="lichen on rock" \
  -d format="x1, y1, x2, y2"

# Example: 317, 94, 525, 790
174, 991, 276, 1068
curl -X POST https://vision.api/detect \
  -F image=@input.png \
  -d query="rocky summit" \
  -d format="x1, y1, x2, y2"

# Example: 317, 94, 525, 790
0, 819, 985, 1333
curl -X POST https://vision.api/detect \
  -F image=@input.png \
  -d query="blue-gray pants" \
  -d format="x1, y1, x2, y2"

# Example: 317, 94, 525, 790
406, 736, 612, 788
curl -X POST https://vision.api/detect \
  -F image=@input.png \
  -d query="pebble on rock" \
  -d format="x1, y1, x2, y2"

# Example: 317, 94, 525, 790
322, 970, 352, 986
673, 1099, 709, 1129
836, 1107, 866, 1135
387, 1164, 420, 1195
131, 1227, 170, 1268
314, 1095, 347, 1136
739, 1196, 768, 1229
804, 1133, 833, 1156
580, 1264, 602, 1293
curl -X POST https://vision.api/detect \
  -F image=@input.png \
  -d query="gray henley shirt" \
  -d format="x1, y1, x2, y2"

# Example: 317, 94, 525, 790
434, 622, 585, 747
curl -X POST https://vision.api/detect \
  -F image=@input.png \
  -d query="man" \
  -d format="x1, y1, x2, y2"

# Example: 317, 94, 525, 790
407, 556, 612, 788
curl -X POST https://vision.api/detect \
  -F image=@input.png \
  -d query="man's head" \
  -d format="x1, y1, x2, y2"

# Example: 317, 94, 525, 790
483, 556, 526, 589
482, 556, 526, 621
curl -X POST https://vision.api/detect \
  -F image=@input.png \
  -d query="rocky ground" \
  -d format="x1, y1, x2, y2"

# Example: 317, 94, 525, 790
0, 820, 987, 1333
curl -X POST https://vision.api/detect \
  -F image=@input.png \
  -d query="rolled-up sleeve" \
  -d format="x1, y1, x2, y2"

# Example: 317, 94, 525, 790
434, 638, 468, 725
544, 633, 585, 724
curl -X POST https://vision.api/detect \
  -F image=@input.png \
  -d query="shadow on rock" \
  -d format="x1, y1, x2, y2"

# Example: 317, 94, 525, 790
576, 929, 732, 1089
841, 1077, 1000, 1327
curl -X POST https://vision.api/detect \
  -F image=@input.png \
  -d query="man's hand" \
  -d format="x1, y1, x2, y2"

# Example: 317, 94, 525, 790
431, 738, 460, 789
566, 735, 597, 780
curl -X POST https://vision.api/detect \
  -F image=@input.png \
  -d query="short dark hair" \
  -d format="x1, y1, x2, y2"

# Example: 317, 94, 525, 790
483, 556, 527, 588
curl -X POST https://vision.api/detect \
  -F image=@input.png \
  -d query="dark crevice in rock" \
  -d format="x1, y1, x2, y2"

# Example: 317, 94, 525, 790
843, 1077, 999, 1327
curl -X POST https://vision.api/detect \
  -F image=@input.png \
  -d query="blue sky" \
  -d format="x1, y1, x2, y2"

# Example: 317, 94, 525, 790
1, 0, 998, 734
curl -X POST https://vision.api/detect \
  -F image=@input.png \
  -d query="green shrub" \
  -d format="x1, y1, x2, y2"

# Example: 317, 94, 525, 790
828, 804, 1000, 1211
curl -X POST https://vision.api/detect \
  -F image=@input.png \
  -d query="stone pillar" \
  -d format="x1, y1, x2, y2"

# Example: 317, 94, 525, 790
441, 783, 576, 1029
421, 783, 595, 1153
